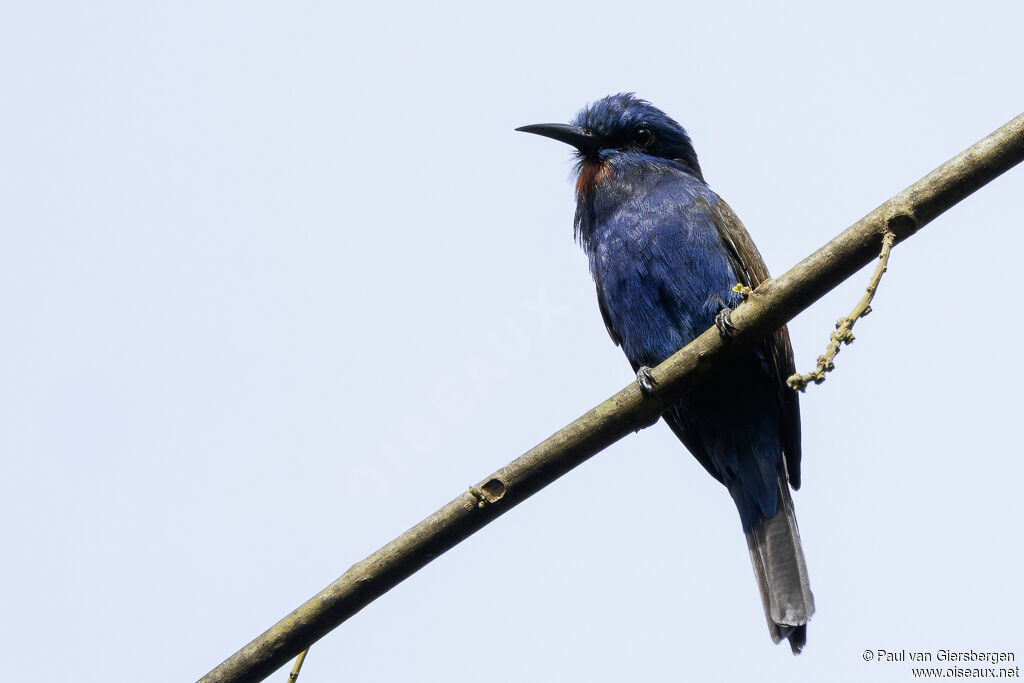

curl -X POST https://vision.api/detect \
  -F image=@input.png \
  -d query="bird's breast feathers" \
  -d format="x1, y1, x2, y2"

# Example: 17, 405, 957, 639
583, 165, 744, 367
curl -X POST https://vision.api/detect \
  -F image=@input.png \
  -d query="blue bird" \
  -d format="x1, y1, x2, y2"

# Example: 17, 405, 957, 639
518, 94, 814, 652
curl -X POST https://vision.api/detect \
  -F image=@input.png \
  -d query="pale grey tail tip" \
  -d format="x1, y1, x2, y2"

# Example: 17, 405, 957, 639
747, 475, 815, 655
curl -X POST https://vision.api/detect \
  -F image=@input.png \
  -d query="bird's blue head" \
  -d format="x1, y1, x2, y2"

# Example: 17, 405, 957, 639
517, 93, 704, 191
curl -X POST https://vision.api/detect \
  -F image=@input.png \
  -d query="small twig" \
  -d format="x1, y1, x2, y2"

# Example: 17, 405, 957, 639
286, 649, 309, 682
787, 231, 896, 392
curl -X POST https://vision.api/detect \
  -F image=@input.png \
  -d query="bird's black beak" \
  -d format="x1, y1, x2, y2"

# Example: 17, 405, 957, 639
516, 123, 597, 153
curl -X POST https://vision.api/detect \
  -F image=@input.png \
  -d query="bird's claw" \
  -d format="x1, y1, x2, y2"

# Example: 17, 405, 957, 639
636, 366, 658, 395
715, 308, 738, 338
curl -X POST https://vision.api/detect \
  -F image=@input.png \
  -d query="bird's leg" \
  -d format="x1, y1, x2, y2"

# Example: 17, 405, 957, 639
636, 366, 658, 395
715, 306, 739, 338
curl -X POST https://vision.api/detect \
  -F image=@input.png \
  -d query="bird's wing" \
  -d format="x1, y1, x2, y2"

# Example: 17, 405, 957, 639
596, 284, 622, 347
712, 198, 803, 489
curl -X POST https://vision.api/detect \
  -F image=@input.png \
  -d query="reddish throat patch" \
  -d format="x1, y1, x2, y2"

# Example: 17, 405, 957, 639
576, 159, 613, 198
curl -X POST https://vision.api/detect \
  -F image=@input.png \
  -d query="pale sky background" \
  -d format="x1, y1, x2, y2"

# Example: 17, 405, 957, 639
2, 2, 1022, 682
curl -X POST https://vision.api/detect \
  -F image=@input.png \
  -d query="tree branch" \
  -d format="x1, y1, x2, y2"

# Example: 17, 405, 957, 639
787, 230, 896, 391
285, 649, 307, 682
197, 112, 1024, 683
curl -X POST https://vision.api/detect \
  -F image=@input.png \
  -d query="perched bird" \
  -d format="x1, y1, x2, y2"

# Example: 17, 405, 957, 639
517, 94, 814, 652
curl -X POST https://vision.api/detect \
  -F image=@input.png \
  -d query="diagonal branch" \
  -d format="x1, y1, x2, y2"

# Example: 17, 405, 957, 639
198, 112, 1024, 683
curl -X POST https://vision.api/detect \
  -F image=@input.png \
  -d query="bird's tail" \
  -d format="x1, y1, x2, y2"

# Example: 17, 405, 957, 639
745, 475, 815, 654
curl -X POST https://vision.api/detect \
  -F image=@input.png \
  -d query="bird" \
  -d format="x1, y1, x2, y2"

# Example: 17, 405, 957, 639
517, 93, 814, 653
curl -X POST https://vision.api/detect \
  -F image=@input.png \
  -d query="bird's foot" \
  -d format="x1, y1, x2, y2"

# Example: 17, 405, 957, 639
715, 307, 738, 338
636, 366, 658, 395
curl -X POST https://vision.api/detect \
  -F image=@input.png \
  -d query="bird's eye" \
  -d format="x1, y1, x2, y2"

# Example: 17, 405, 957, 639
634, 127, 654, 147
